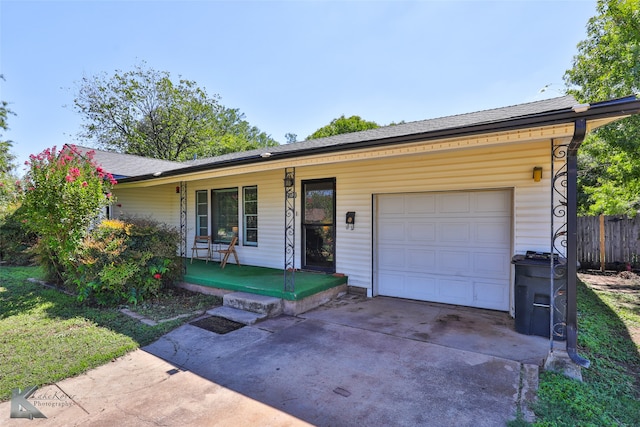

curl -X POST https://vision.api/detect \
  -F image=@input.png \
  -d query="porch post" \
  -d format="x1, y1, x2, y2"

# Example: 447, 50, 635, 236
180, 180, 187, 275
284, 168, 296, 292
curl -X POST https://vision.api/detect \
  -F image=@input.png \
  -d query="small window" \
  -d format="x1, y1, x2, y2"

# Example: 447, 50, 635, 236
212, 188, 238, 243
195, 190, 208, 236
243, 186, 258, 246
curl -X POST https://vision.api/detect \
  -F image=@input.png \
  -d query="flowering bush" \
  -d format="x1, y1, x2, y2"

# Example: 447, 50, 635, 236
20, 145, 116, 283
74, 217, 181, 305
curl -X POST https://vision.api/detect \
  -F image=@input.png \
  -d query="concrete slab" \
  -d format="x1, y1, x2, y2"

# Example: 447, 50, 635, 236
544, 349, 583, 381
224, 291, 283, 316
207, 306, 267, 325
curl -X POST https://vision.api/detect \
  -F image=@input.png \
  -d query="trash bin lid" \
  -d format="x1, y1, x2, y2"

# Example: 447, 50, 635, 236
512, 251, 566, 265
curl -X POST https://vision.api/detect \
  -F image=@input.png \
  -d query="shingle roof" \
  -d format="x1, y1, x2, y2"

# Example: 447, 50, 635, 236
187, 95, 579, 167
68, 145, 184, 179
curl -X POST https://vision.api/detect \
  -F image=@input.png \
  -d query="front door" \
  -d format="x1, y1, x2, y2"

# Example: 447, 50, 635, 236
302, 178, 336, 272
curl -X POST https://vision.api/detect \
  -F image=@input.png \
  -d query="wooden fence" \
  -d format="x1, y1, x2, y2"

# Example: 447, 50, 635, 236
577, 215, 640, 271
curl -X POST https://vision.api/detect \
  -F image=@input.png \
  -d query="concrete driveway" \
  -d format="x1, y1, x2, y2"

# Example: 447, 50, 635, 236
1, 295, 548, 426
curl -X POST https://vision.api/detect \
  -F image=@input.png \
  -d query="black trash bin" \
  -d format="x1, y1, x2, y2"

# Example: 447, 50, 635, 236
512, 252, 566, 340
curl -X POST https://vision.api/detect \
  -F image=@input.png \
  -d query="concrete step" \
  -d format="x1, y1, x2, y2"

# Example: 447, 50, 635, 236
206, 306, 267, 325
223, 292, 283, 317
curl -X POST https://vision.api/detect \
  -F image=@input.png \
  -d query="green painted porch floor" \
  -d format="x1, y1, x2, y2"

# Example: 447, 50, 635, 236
183, 259, 347, 301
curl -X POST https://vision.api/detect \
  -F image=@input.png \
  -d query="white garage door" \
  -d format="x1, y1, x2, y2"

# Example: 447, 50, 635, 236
375, 190, 512, 311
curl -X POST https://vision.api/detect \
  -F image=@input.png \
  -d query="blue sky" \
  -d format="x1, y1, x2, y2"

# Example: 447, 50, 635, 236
1, 0, 597, 171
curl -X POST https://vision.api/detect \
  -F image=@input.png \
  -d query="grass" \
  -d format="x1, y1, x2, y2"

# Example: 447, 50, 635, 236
0, 266, 221, 402
527, 273, 640, 427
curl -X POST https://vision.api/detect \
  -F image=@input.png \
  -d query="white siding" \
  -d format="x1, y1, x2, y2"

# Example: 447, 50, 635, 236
113, 184, 179, 226
114, 139, 556, 295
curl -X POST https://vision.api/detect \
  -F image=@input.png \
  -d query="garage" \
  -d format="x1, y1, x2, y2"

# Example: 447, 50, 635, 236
374, 189, 512, 311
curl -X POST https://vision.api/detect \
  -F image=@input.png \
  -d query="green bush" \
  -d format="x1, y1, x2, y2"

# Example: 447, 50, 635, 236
0, 206, 37, 265
74, 217, 182, 306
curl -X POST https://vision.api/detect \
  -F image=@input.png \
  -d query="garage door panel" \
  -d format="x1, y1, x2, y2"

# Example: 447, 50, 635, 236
440, 223, 471, 243
408, 222, 436, 241
376, 190, 512, 311
476, 221, 511, 245
379, 222, 405, 241
407, 250, 436, 270
378, 246, 407, 269
439, 193, 471, 213
405, 275, 437, 300
474, 281, 510, 310
407, 195, 436, 214
475, 191, 511, 213
378, 273, 403, 293
379, 196, 405, 214
437, 250, 470, 273
438, 278, 474, 305
473, 251, 510, 277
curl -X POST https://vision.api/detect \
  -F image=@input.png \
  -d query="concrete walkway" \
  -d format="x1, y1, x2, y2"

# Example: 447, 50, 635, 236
1, 295, 548, 426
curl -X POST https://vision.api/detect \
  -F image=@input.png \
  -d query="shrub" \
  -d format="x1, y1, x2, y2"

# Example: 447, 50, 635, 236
20, 145, 116, 284
74, 216, 182, 305
0, 206, 37, 265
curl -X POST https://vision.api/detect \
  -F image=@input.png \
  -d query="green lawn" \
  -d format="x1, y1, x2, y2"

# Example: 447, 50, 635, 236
0, 266, 219, 402
525, 274, 640, 427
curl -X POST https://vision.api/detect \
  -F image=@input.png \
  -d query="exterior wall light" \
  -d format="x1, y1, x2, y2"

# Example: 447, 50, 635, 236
284, 172, 294, 188
533, 166, 543, 182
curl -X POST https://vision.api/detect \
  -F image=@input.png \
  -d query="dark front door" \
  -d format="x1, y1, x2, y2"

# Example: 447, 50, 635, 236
302, 178, 335, 272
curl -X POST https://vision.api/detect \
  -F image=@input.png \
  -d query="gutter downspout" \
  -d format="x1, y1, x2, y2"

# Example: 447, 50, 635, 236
565, 118, 590, 368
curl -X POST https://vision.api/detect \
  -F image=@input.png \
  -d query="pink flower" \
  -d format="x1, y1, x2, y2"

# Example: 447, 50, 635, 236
81, 181, 88, 187
69, 167, 81, 178
105, 192, 112, 199
65, 175, 74, 182
153, 273, 162, 280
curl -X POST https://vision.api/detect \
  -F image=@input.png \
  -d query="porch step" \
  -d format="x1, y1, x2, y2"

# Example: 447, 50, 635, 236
206, 306, 267, 325
223, 292, 284, 317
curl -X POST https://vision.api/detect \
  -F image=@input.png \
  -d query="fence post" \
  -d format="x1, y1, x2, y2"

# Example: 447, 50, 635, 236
599, 214, 605, 272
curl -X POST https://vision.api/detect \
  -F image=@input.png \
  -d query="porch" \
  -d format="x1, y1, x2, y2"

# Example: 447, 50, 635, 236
181, 259, 348, 301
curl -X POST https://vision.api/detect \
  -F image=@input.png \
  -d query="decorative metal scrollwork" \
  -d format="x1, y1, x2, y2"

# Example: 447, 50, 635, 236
550, 139, 568, 346
180, 181, 187, 275
284, 168, 296, 293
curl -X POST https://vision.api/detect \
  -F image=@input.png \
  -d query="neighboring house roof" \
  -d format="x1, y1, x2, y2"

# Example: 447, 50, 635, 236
107, 94, 640, 183
67, 145, 184, 179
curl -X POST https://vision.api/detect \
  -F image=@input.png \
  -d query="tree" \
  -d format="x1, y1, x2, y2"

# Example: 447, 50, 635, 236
564, 0, 640, 215
307, 115, 379, 139
73, 63, 278, 161
21, 146, 116, 283
0, 75, 18, 218
285, 132, 298, 144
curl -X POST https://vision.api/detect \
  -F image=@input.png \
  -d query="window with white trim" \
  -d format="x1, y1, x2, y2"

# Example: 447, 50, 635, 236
212, 188, 238, 243
195, 190, 208, 236
243, 186, 258, 246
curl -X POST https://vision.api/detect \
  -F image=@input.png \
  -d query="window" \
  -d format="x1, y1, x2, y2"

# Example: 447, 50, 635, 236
243, 186, 258, 246
211, 188, 238, 243
195, 190, 208, 236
